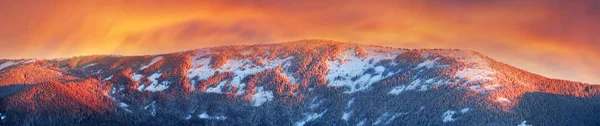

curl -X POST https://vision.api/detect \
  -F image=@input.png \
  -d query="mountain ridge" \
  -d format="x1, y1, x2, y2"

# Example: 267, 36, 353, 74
1, 40, 591, 85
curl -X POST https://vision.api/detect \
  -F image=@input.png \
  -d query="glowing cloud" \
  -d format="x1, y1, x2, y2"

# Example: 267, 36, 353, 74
0, 0, 598, 83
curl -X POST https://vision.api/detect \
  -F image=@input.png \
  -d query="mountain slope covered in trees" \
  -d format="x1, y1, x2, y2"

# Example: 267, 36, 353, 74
0, 40, 598, 125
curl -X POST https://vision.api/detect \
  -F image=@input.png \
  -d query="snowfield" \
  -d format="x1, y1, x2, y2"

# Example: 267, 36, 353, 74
140, 56, 164, 70
326, 47, 403, 93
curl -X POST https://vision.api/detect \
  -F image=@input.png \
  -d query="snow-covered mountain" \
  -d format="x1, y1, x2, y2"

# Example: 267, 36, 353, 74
0, 40, 598, 125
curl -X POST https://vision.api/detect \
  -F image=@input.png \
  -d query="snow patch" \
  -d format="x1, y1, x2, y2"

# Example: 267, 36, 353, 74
484, 84, 502, 90
357, 119, 366, 126
327, 49, 401, 93
82, 63, 97, 68
425, 78, 435, 83
389, 85, 407, 95
346, 98, 355, 109
342, 111, 352, 121
103, 75, 113, 81
282, 62, 298, 84
235, 83, 247, 95
442, 110, 457, 123
389, 79, 423, 95
144, 73, 169, 91
187, 57, 214, 81
140, 56, 163, 70
187, 50, 294, 94
24, 59, 37, 64
221, 57, 293, 91
453, 53, 497, 84
145, 81, 170, 92
198, 112, 227, 120
137, 84, 145, 91
294, 110, 327, 126
131, 73, 143, 81
0, 61, 17, 71
415, 57, 441, 69
418, 85, 429, 91
518, 121, 532, 126
184, 114, 192, 120
460, 108, 471, 113
374, 112, 404, 125
252, 86, 274, 106
495, 97, 512, 103
144, 101, 157, 116
309, 98, 322, 109
386, 113, 404, 124
434, 79, 450, 85
110, 87, 117, 95
470, 83, 502, 92
469, 85, 481, 90
206, 81, 227, 93
119, 102, 132, 113
458, 68, 496, 83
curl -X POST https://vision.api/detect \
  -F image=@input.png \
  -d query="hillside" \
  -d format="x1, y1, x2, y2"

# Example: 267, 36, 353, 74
0, 40, 598, 125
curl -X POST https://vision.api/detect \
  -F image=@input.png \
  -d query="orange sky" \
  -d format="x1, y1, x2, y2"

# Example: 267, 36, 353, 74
0, 0, 599, 84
